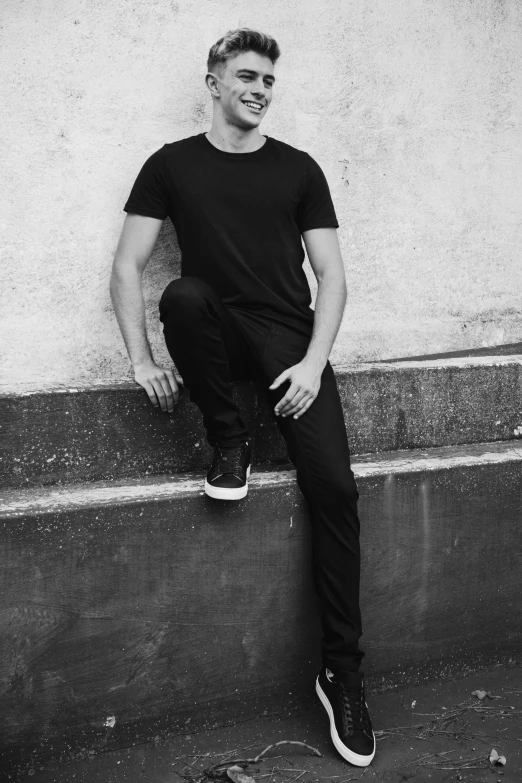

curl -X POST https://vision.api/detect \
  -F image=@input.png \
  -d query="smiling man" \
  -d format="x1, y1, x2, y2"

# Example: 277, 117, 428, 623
110, 29, 375, 767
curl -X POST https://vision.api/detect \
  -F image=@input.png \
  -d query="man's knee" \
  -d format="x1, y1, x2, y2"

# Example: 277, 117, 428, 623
327, 472, 359, 506
159, 277, 212, 320
298, 462, 359, 507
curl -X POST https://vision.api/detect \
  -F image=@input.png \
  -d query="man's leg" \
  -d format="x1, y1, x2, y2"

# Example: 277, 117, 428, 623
257, 325, 363, 673
159, 276, 251, 448
250, 322, 375, 766
159, 277, 262, 499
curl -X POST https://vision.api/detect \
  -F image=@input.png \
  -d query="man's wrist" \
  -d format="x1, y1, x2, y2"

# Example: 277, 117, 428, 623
302, 348, 328, 374
132, 355, 156, 372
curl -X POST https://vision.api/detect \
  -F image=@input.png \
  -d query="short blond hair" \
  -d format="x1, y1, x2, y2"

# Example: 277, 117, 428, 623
207, 28, 280, 73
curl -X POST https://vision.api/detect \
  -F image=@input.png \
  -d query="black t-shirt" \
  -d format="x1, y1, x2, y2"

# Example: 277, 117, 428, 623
124, 133, 339, 335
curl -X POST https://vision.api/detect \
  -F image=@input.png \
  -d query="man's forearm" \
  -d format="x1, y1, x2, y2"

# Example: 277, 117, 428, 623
304, 271, 347, 371
110, 265, 154, 369
271, 270, 346, 419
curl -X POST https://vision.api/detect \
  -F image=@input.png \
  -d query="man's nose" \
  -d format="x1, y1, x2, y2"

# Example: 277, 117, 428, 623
251, 80, 266, 98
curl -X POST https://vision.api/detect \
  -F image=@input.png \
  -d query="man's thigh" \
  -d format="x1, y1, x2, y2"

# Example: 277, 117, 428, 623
256, 323, 354, 479
224, 309, 275, 383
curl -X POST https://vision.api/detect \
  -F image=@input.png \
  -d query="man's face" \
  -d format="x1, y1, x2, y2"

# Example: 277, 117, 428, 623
212, 51, 275, 129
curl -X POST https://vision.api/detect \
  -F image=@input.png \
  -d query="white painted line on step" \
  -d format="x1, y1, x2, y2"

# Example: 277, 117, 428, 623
0, 378, 139, 396
336, 354, 522, 372
352, 443, 522, 477
1, 475, 207, 515
2, 442, 522, 517
0, 470, 297, 516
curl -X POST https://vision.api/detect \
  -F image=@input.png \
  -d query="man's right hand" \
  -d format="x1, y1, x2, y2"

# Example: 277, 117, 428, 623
134, 361, 181, 413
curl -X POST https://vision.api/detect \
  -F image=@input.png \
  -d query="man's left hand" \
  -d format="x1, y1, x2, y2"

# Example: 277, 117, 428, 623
269, 360, 322, 419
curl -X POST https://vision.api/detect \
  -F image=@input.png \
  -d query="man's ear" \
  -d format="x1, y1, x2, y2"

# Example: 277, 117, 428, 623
205, 72, 220, 98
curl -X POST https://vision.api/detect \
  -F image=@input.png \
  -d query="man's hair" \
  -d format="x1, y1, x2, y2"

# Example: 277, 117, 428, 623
207, 28, 281, 73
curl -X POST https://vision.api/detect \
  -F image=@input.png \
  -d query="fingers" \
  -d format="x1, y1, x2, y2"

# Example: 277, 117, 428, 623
279, 389, 316, 418
269, 369, 291, 390
274, 382, 300, 416
288, 394, 315, 419
272, 364, 320, 419
142, 381, 161, 409
275, 385, 307, 417
165, 369, 180, 405
150, 377, 171, 412
135, 365, 180, 413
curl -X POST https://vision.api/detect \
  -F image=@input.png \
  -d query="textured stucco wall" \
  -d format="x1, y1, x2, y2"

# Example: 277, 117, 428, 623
1, 0, 521, 386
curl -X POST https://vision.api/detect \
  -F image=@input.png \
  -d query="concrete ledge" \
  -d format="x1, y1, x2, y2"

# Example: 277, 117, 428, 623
2, 354, 522, 489
1, 441, 521, 764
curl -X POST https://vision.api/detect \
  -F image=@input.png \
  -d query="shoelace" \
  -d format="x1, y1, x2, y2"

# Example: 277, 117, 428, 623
338, 682, 370, 734
215, 445, 244, 478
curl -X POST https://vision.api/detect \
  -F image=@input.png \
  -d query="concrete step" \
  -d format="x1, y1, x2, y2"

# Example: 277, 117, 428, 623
1, 440, 521, 765
2, 353, 522, 489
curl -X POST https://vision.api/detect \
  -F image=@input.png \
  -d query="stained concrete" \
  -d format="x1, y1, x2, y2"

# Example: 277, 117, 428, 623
1, 1, 522, 386
1, 444, 521, 769
3, 355, 522, 489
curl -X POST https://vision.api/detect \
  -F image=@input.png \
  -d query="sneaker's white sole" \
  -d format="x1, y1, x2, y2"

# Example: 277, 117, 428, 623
204, 466, 251, 500
316, 678, 376, 767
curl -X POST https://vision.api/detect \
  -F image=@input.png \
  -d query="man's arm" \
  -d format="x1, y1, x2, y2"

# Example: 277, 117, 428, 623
269, 228, 347, 419
110, 213, 180, 412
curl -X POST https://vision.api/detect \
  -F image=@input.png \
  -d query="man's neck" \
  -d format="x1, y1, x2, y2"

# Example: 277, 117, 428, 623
206, 121, 266, 154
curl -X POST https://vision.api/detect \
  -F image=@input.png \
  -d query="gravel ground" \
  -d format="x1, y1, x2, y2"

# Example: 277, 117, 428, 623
24, 663, 522, 783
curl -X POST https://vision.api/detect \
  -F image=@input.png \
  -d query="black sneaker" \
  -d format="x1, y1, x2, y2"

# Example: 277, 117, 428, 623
316, 666, 375, 766
204, 440, 252, 500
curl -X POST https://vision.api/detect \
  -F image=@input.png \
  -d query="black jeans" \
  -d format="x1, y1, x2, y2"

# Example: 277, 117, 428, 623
159, 276, 364, 673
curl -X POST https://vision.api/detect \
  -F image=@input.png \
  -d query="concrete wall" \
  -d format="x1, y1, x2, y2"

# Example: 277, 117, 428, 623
1, 0, 521, 386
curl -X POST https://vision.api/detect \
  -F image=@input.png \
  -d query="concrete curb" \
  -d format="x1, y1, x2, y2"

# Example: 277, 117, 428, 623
3, 439, 522, 514
2, 355, 522, 489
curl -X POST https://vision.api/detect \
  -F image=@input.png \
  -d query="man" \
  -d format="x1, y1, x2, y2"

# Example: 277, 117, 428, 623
110, 29, 375, 767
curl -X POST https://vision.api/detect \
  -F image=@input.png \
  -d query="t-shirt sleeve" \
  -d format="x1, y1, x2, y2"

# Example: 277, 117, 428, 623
123, 146, 170, 220
296, 154, 339, 233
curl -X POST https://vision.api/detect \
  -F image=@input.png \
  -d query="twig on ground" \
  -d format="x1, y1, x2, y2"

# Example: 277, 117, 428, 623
205, 741, 321, 779
276, 769, 306, 773
402, 749, 459, 766
377, 695, 520, 746
374, 723, 425, 739
288, 771, 306, 783
404, 748, 490, 772
253, 766, 307, 781
433, 765, 485, 771
212, 744, 268, 761
252, 742, 322, 763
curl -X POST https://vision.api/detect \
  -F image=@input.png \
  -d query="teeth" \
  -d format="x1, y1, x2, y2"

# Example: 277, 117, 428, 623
244, 101, 262, 109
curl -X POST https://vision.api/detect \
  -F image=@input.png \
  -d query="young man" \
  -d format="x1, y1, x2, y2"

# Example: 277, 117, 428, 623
110, 29, 375, 767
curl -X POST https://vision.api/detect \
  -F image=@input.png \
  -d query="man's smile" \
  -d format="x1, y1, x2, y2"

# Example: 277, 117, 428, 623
241, 99, 264, 112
